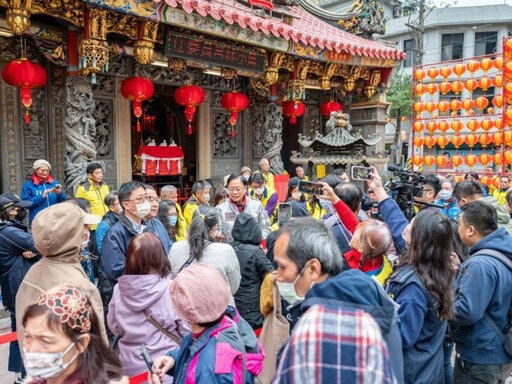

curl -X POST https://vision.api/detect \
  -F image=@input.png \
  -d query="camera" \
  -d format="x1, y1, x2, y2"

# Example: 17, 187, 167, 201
386, 165, 426, 220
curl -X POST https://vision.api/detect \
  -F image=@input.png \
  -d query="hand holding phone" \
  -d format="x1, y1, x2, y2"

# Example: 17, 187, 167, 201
140, 344, 155, 374
278, 203, 292, 227
298, 181, 323, 195
351, 166, 373, 181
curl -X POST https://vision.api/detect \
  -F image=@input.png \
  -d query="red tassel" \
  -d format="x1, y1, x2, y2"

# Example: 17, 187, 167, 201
136, 119, 141, 132
187, 124, 192, 135
24, 111, 30, 124
290, 116, 297, 124
231, 128, 235, 138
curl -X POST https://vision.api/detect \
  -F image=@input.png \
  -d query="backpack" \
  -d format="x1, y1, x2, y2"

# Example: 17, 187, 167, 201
473, 249, 512, 357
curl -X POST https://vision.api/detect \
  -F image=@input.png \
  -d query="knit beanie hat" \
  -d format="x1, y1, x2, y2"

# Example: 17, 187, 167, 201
170, 263, 230, 324
240, 166, 252, 175
33, 159, 51, 171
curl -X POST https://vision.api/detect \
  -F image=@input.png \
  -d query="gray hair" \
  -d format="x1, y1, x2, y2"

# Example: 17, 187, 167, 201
160, 185, 177, 199
104, 192, 118, 207
277, 217, 342, 277
259, 157, 269, 166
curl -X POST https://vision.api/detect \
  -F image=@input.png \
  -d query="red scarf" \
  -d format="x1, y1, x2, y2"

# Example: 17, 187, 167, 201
230, 195, 246, 213
344, 249, 383, 273
31, 173, 54, 186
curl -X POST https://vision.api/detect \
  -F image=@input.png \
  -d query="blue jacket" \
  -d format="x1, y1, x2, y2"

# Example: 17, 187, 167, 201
100, 214, 172, 281
0, 222, 40, 309
167, 306, 264, 384
435, 198, 460, 220
95, 211, 119, 256
300, 270, 404, 384
449, 227, 512, 365
386, 265, 446, 384
21, 178, 67, 225
379, 198, 409, 255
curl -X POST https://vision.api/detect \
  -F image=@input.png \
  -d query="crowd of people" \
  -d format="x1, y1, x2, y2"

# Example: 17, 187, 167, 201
1, 156, 512, 384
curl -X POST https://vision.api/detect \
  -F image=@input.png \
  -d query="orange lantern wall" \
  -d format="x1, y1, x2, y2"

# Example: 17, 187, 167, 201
464, 154, 478, 167
467, 119, 480, 132
413, 155, 424, 166
462, 98, 475, 111
451, 134, 464, 148
451, 120, 463, 133
453, 64, 466, 77
494, 153, 504, 165
424, 155, 436, 167
465, 133, 478, 147
438, 120, 450, 133
439, 81, 452, 95
465, 78, 478, 93
437, 135, 450, 148
424, 136, 437, 148
436, 155, 448, 167
479, 133, 492, 147
451, 80, 464, 94
414, 84, 427, 96
466, 60, 480, 74
426, 83, 438, 95
440, 65, 452, 79
479, 77, 492, 92
414, 136, 425, 147
413, 121, 425, 133
480, 58, 494, 72
426, 121, 438, 133
451, 154, 463, 167
475, 96, 489, 111
479, 153, 493, 165
415, 68, 426, 82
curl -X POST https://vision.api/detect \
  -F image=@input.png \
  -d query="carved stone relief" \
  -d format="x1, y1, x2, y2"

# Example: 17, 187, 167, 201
136, 64, 201, 86
91, 99, 114, 159
22, 87, 48, 161
251, 104, 266, 159
212, 109, 237, 159
260, 103, 285, 174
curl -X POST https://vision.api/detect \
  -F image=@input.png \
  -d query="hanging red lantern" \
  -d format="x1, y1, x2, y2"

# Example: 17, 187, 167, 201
453, 63, 466, 77
494, 131, 504, 145
424, 136, 437, 148
415, 68, 426, 82
120, 76, 155, 132
479, 153, 493, 166
462, 98, 475, 111
451, 154, 464, 167
481, 118, 494, 132
493, 75, 503, 88
414, 101, 425, 116
494, 153, 504, 165
174, 84, 205, 134
437, 101, 450, 114
465, 78, 478, 93
439, 81, 452, 95
425, 101, 437, 114
282, 100, 305, 124
221, 91, 249, 137
466, 119, 480, 132
451, 80, 464, 94
412, 155, 424, 166
479, 133, 492, 147
495, 57, 504, 70
2, 58, 47, 124
479, 76, 492, 92
505, 130, 512, 145
505, 107, 512, 126
464, 154, 478, 167
493, 95, 503, 108
426, 121, 438, 134
480, 58, 494, 72
426, 83, 438, 95
424, 155, 436, 167
438, 120, 450, 133
436, 155, 448, 167
505, 150, 512, 164
320, 100, 342, 117
440, 65, 452, 79
413, 121, 424, 133
465, 133, 478, 147
427, 67, 439, 80
451, 134, 464, 148
450, 99, 462, 112
466, 60, 480, 74
505, 62, 512, 80
414, 136, 425, 147
414, 83, 427, 96
495, 117, 504, 130
437, 135, 450, 148
451, 120, 463, 133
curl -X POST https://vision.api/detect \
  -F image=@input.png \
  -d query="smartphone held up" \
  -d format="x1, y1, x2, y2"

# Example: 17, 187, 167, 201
298, 180, 323, 195
351, 166, 372, 181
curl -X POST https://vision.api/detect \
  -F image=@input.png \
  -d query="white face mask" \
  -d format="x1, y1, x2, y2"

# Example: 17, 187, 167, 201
254, 187, 264, 196
204, 194, 211, 203
276, 265, 307, 306
291, 191, 302, 200
135, 201, 151, 219
439, 190, 452, 201
24, 341, 78, 380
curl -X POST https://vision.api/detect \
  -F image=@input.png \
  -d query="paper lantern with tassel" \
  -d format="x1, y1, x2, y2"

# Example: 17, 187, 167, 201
505, 107, 512, 126
505, 62, 512, 80
414, 136, 425, 147
466, 60, 480, 74
438, 101, 450, 114
436, 155, 448, 167
479, 133, 492, 147
437, 135, 450, 148
481, 118, 494, 132
494, 131, 504, 145
464, 133, 478, 148
505, 150, 512, 164
474, 96, 488, 111
424, 155, 436, 167
221, 91, 249, 138
427, 67, 439, 80
479, 76, 492, 92
414, 101, 425, 116
492, 95, 503, 108
451, 80, 464, 94
453, 63, 466, 77
414, 83, 427, 96
451, 134, 464, 148
495, 57, 504, 70
174, 84, 205, 134
495, 117, 504, 130
415, 68, 426, 82
120, 76, 155, 132
438, 120, 450, 133
412, 155, 424, 166
494, 153, 504, 165
424, 136, 437, 148
320, 100, 343, 117
467, 119, 480, 132
451, 154, 464, 167
413, 121, 425, 133
439, 81, 452, 95
505, 130, 512, 145
493, 75, 503, 88
480, 58, 494, 72
479, 153, 493, 166
451, 120, 463, 133
440, 65, 452, 79
462, 98, 475, 111
450, 99, 462, 112
426, 83, 438, 96
425, 101, 437, 114
465, 78, 478, 93
464, 154, 478, 167
426, 121, 438, 134
282, 100, 305, 124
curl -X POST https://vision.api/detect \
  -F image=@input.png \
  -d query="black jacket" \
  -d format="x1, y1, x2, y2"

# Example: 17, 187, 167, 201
230, 213, 273, 329
0, 221, 40, 309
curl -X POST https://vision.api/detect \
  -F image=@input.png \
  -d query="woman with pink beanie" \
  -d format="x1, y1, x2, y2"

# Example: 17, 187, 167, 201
148, 263, 264, 384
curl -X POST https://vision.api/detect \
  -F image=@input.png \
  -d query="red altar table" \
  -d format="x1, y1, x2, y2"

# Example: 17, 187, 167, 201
137, 146, 184, 176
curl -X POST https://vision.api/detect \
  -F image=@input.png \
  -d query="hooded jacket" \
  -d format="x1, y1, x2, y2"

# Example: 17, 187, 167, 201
449, 227, 512, 365
300, 269, 404, 384
107, 274, 189, 380
21, 176, 67, 225
483, 196, 512, 235
230, 214, 274, 329
15, 203, 107, 346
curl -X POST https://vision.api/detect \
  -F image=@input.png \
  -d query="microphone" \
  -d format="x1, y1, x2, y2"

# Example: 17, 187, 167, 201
387, 164, 407, 173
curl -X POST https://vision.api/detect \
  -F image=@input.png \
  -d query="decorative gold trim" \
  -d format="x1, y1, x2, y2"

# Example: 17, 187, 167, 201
5, 0, 32, 35
106, 11, 138, 40
134, 19, 158, 65
31, 0, 84, 28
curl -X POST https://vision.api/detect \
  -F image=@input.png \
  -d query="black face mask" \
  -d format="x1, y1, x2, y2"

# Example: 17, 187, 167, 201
14, 208, 27, 222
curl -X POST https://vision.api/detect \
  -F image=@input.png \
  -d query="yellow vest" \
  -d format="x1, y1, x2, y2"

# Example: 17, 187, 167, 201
306, 200, 326, 220
75, 179, 109, 230
175, 203, 187, 241
367, 256, 393, 286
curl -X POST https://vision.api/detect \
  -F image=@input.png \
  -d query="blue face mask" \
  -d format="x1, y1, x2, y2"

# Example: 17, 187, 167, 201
168, 216, 178, 226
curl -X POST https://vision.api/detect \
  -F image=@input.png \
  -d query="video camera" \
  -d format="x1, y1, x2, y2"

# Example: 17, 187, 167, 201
386, 165, 428, 220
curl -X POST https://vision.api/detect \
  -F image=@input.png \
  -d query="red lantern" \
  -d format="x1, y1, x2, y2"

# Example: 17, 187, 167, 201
451, 154, 463, 167
282, 100, 305, 124
464, 133, 478, 147
467, 119, 480, 132
426, 121, 438, 133
505, 150, 512, 164
479, 153, 493, 166
2, 58, 47, 124
437, 135, 450, 148
462, 98, 475, 111
414, 102, 425, 116
494, 131, 504, 145
424, 155, 436, 167
481, 118, 494, 132
436, 155, 448, 167
495, 57, 504, 70
221, 91, 249, 137
174, 85, 205, 134
493, 95, 503, 108
480, 58, 494, 72
475, 96, 489, 111
505, 130, 512, 145
451, 134, 464, 148
438, 101, 450, 114
425, 101, 437, 114
424, 136, 437, 148
494, 153, 504, 165
414, 83, 427, 96
120, 77, 155, 132
479, 76, 492, 92
451, 120, 463, 133
493, 75, 503, 88
465, 78, 478, 93
415, 69, 426, 82
450, 99, 462, 112
451, 80, 464, 94
495, 117, 504, 130
413, 136, 425, 147
479, 133, 492, 147
320, 100, 342, 117
440, 66, 452, 79
438, 120, 450, 133
464, 154, 478, 167
439, 81, 452, 95
453, 63, 466, 77
427, 67, 439, 80
466, 60, 480, 74
413, 121, 424, 133
412, 155, 424, 166
426, 83, 438, 95
505, 62, 512, 80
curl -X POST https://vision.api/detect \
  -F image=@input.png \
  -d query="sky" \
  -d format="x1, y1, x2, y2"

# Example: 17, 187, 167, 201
432, 0, 512, 6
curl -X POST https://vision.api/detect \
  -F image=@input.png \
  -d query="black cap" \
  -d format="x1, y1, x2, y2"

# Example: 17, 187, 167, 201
288, 177, 300, 190
0, 192, 33, 211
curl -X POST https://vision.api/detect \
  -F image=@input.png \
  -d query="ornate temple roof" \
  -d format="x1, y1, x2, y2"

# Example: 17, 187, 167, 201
290, 152, 390, 165
153, 0, 406, 60
298, 127, 382, 148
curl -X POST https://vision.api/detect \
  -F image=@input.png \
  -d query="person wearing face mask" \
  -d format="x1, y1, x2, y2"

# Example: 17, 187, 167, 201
249, 173, 279, 222
157, 200, 180, 242
435, 179, 460, 220
21, 284, 125, 384
16, 202, 107, 350
160, 185, 187, 241
286, 177, 305, 203
240, 166, 253, 184
182, 180, 211, 228
75, 162, 110, 231
94, 192, 122, 258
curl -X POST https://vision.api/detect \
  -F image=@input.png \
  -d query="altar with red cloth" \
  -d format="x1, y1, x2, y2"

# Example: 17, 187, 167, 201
137, 145, 184, 175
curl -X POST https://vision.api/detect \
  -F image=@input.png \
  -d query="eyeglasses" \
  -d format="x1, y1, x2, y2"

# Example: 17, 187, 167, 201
228, 187, 245, 193
125, 195, 147, 204
147, 196, 160, 203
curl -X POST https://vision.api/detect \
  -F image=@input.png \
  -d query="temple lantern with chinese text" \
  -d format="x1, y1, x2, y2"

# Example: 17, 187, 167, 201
438, 101, 450, 114
451, 134, 464, 148
465, 133, 478, 147
426, 83, 438, 96
424, 155, 436, 167
453, 63, 466, 77
480, 58, 494, 72
426, 121, 438, 133
464, 154, 478, 167
413, 121, 424, 133
479, 133, 492, 147
451, 120, 463, 133
436, 155, 448, 167
425, 101, 437, 114
415, 68, 426, 82
437, 135, 450, 148
479, 153, 493, 166
451, 80, 464, 94
467, 119, 480, 132
481, 118, 494, 132
174, 84, 205, 134
495, 57, 504, 70
493, 75, 503, 88
494, 131, 504, 145
221, 91, 249, 137
493, 95, 503, 108
494, 153, 504, 165
466, 60, 480, 74
424, 136, 437, 148
479, 76, 492, 92
450, 99, 462, 112
438, 120, 450, 133
451, 154, 464, 168
465, 78, 478, 93
462, 98, 475, 111
414, 136, 425, 147
282, 100, 306, 124
440, 65, 452, 79
439, 81, 452, 95
412, 155, 424, 166
414, 83, 427, 96
120, 76, 155, 132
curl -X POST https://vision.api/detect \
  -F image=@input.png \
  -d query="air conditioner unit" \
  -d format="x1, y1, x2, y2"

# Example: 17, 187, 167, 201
393, 7, 403, 18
